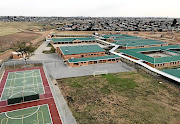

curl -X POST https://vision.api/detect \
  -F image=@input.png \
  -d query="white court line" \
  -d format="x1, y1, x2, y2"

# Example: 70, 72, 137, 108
0, 69, 46, 101
2, 104, 51, 122
13, 70, 35, 75
6, 75, 41, 80
47, 104, 53, 124
3, 82, 43, 89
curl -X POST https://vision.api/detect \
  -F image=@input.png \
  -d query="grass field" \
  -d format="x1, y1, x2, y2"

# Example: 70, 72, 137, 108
58, 71, 180, 124
0, 69, 44, 101
0, 104, 52, 124
0, 22, 44, 36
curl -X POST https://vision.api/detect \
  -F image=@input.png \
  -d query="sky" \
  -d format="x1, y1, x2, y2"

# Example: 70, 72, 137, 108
0, 0, 180, 18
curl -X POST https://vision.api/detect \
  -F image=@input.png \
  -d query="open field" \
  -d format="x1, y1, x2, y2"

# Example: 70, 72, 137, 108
58, 71, 180, 124
0, 32, 40, 51
0, 22, 45, 36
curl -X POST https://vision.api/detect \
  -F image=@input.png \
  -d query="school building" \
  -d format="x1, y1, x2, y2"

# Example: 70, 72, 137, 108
51, 37, 96, 45
120, 45, 180, 68
102, 34, 168, 49
56, 45, 106, 60
67, 55, 121, 67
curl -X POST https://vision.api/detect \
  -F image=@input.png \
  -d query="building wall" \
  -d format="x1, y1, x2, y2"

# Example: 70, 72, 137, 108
56, 47, 106, 60
123, 53, 180, 69
67, 58, 121, 67
52, 40, 96, 44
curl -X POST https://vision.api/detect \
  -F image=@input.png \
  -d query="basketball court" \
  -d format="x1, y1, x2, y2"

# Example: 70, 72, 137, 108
0, 67, 62, 124
0, 104, 52, 124
0, 69, 44, 101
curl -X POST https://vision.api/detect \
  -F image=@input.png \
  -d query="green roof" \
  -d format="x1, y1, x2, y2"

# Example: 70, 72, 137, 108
59, 45, 105, 55
115, 40, 167, 47
120, 45, 180, 64
52, 37, 96, 43
103, 34, 140, 39
163, 68, 180, 78
68, 55, 120, 63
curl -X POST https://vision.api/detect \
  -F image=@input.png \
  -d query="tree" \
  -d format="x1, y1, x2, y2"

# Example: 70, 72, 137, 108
172, 19, 177, 27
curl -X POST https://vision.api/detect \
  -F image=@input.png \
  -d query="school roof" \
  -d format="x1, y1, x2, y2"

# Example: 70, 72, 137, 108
163, 68, 180, 79
52, 37, 96, 43
114, 39, 168, 47
59, 45, 106, 55
102, 34, 140, 39
68, 55, 120, 63
119, 45, 180, 64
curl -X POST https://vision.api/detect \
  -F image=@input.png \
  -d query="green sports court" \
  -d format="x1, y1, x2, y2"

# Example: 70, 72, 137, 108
0, 69, 44, 101
0, 104, 52, 124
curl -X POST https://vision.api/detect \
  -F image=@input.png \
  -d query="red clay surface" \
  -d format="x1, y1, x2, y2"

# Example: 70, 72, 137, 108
0, 67, 62, 124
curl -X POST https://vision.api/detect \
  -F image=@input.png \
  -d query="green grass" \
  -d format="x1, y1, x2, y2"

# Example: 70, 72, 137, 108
0, 104, 52, 124
58, 71, 180, 124
42, 44, 55, 54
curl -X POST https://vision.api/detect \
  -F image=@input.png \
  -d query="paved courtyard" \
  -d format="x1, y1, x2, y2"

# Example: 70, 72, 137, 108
44, 60, 135, 79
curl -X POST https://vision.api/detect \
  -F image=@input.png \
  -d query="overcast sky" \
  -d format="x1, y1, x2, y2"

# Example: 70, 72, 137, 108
0, 0, 180, 17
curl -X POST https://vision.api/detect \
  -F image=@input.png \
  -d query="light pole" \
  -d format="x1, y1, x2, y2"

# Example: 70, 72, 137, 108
126, 43, 128, 49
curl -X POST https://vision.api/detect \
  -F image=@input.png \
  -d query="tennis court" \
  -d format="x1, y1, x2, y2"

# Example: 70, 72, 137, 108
0, 69, 44, 101
0, 104, 52, 124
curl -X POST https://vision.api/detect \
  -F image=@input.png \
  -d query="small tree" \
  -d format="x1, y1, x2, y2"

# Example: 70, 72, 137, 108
172, 19, 177, 27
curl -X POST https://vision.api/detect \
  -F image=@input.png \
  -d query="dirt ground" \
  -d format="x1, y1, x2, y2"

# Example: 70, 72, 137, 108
0, 32, 40, 51
58, 71, 180, 124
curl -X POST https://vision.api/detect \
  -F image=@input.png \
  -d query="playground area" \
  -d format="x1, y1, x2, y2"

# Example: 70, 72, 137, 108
0, 67, 62, 124
0, 69, 44, 101
0, 104, 52, 124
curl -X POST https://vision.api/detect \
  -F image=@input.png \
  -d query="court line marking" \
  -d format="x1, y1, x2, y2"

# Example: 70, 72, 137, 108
0, 104, 52, 123
3, 83, 44, 90
0, 69, 45, 101
5, 106, 40, 120
0, 72, 10, 101
47, 103, 53, 124
13, 70, 35, 76
8, 91, 38, 99
6, 75, 41, 80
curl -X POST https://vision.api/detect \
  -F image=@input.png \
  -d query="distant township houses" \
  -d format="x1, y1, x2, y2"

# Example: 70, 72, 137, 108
0, 16, 179, 32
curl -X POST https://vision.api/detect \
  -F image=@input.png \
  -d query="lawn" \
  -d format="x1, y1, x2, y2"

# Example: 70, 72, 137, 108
57, 71, 180, 124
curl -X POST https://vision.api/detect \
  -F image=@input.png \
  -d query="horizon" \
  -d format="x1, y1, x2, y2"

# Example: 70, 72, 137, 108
0, 0, 180, 18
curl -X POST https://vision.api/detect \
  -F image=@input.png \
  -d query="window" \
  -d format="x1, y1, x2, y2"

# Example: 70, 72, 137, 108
112, 59, 115, 61
74, 63, 79, 65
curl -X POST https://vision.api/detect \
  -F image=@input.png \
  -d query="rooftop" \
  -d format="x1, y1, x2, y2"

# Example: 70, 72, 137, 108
120, 45, 180, 64
115, 39, 168, 47
163, 68, 180, 79
68, 55, 120, 63
59, 45, 106, 55
52, 37, 96, 43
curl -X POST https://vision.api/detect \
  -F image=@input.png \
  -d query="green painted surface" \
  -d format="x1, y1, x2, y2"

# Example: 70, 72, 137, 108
115, 39, 167, 47
120, 45, 180, 64
60, 45, 106, 55
68, 55, 120, 63
102, 34, 138, 39
52, 37, 96, 43
163, 68, 180, 78
0, 104, 52, 124
0, 69, 44, 101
